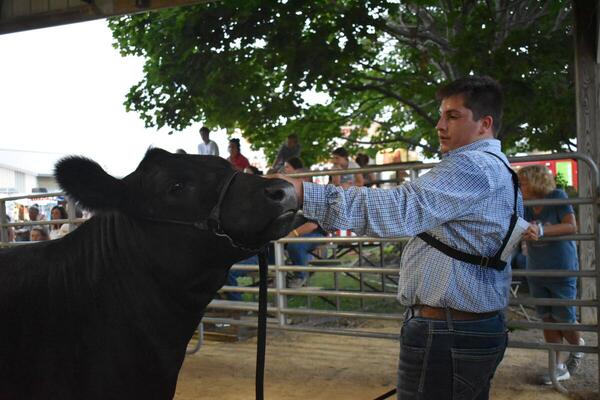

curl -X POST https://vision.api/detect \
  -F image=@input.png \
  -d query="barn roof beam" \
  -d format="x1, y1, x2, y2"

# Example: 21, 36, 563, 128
0, 0, 209, 35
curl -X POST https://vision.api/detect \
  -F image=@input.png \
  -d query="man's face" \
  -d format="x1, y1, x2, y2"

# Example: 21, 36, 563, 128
436, 95, 488, 154
201, 132, 209, 143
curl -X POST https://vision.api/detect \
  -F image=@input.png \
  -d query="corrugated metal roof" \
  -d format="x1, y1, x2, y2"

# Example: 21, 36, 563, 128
0, 148, 67, 176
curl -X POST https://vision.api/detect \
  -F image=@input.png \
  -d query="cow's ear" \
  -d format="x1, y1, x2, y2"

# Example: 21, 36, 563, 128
55, 156, 126, 211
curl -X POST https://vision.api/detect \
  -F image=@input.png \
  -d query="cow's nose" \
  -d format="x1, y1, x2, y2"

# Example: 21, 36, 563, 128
264, 180, 297, 209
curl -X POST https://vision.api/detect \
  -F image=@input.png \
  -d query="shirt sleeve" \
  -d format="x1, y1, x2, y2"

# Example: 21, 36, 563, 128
302, 153, 493, 237
553, 189, 574, 221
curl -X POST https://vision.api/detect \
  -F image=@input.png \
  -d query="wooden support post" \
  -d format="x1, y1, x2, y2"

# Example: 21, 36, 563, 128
573, 0, 600, 324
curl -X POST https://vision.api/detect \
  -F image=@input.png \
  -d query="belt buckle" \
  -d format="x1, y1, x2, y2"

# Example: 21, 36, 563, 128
479, 256, 490, 268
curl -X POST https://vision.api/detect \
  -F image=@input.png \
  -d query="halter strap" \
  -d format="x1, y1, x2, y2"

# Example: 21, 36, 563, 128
140, 170, 261, 252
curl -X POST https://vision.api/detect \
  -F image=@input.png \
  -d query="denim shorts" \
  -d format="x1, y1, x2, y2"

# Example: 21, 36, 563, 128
398, 312, 507, 400
528, 279, 577, 322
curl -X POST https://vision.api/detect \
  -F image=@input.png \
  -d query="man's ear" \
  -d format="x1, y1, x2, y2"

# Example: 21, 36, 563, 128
54, 156, 126, 212
479, 115, 494, 135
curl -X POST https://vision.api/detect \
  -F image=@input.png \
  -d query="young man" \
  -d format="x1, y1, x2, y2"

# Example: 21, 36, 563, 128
277, 76, 520, 399
197, 126, 219, 156
272, 133, 301, 172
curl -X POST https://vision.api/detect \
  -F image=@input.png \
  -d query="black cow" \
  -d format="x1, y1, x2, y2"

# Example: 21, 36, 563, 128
0, 148, 298, 399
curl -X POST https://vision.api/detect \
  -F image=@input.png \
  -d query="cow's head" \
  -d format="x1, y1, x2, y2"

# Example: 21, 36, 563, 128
55, 148, 299, 248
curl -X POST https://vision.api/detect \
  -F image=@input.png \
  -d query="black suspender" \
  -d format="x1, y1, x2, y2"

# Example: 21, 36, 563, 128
416, 151, 520, 271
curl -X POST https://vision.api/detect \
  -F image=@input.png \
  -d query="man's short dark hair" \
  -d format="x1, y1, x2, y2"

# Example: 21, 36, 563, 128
287, 133, 298, 140
332, 147, 349, 159
199, 126, 210, 135
436, 75, 503, 136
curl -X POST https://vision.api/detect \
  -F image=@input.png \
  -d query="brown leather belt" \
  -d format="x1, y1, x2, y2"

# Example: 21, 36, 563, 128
412, 305, 498, 321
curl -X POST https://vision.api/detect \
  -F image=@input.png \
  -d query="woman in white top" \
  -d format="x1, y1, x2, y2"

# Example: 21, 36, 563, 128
49, 205, 71, 240
331, 147, 364, 188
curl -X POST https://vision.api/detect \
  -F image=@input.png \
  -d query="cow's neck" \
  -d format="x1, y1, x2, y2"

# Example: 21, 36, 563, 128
61, 212, 247, 394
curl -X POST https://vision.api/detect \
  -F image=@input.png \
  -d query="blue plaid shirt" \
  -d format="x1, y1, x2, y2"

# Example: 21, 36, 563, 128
303, 139, 523, 312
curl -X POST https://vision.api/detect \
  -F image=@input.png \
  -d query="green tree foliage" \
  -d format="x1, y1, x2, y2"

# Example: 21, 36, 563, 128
109, 1, 574, 165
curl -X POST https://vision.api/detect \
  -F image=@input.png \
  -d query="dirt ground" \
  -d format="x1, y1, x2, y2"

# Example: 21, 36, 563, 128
174, 322, 598, 400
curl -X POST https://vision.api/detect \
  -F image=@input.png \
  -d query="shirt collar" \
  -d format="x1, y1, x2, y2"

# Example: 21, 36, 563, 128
442, 138, 501, 158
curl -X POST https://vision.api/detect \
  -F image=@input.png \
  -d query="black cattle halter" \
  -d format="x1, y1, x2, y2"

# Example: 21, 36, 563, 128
141, 170, 263, 252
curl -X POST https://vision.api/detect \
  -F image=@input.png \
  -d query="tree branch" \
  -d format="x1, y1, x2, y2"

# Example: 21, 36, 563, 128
383, 19, 450, 53
341, 131, 439, 155
345, 83, 437, 126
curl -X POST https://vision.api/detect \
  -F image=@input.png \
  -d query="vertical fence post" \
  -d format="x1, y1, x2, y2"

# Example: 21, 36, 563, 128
359, 241, 364, 310
273, 241, 287, 328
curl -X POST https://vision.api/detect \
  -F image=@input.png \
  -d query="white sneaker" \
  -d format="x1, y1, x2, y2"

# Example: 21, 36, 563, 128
542, 365, 570, 385
566, 338, 585, 375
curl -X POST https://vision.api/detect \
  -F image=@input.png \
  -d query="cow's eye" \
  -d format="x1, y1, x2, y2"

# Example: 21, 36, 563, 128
169, 182, 185, 194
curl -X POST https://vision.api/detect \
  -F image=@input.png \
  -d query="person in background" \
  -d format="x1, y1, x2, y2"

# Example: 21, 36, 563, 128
49, 205, 71, 240
355, 153, 377, 187
283, 157, 325, 287
15, 204, 45, 242
3, 214, 15, 242
276, 75, 516, 400
30, 226, 49, 242
227, 138, 250, 171
283, 156, 308, 177
272, 133, 301, 172
197, 126, 219, 156
518, 164, 584, 384
330, 147, 364, 188
175, 148, 187, 154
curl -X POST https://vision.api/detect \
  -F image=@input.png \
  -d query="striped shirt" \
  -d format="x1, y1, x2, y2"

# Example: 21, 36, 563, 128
302, 139, 523, 312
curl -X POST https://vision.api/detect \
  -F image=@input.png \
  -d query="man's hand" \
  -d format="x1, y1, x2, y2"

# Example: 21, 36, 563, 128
267, 173, 304, 208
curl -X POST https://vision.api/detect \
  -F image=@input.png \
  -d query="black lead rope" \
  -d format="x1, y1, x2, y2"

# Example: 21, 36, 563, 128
254, 243, 395, 400
373, 388, 396, 400
256, 248, 269, 400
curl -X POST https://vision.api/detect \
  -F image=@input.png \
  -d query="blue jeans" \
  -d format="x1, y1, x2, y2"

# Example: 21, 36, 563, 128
286, 232, 323, 279
397, 311, 507, 400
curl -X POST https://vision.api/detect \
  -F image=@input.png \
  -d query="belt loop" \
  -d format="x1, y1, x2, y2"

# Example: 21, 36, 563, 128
445, 307, 454, 331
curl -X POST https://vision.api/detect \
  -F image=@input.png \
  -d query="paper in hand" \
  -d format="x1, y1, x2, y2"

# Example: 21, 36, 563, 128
500, 217, 530, 263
